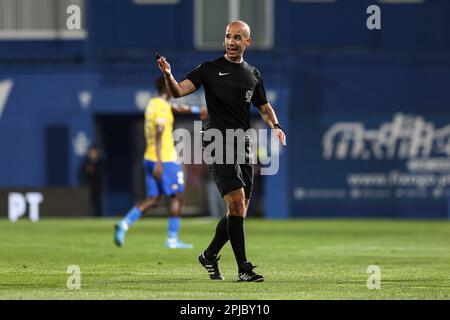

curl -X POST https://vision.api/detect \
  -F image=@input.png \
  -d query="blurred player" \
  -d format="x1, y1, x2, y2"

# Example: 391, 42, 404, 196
79, 144, 104, 217
157, 21, 286, 281
114, 76, 206, 249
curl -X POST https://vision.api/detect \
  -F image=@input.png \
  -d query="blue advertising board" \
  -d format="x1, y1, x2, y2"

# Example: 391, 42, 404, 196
289, 53, 450, 218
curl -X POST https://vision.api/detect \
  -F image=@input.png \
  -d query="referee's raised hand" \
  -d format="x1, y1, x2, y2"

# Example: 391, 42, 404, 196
157, 55, 171, 76
155, 54, 197, 98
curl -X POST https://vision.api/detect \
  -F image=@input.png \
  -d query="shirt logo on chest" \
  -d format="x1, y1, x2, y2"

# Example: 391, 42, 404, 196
245, 90, 253, 103
218, 72, 230, 76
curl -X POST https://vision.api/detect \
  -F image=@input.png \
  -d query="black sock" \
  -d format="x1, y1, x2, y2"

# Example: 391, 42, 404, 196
227, 215, 247, 271
204, 216, 229, 260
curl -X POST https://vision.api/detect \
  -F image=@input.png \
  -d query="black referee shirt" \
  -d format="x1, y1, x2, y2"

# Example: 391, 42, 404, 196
186, 56, 268, 132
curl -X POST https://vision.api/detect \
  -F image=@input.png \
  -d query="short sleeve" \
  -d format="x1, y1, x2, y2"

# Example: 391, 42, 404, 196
251, 69, 268, 108
154, 106, 170, 126
185, 63, 205, 89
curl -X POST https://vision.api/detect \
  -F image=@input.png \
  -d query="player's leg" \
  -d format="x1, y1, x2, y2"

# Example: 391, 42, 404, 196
199, 162, 257, 281
199, 202, 229, 280
114, 160, 161, 247
164, 192, 193, 249
224, 187, 247, 266
199, 162, 240, 280
161, 162, 193, 249
225, 187, 263, 282
226, 163, 263, 282
203, 202, 229, 259
114, 196, 160, 247
202, 163, 235, 260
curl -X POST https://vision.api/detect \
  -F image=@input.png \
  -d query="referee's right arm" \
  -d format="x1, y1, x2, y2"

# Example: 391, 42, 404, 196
157, 56, 197, 98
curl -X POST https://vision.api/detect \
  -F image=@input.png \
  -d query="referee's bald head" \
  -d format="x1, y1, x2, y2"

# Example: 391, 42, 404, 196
227, 20, 251, 39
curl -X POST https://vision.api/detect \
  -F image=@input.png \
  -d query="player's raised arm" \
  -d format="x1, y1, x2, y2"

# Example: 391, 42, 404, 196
257, 103, 287, 146
171, 103, 208, 120
157, 56, 197, 98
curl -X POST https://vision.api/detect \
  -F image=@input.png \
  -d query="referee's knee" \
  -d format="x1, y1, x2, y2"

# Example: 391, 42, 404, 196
225, 191, 246, 217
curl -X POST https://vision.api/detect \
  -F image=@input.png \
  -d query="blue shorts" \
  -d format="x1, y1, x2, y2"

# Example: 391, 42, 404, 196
143, 160, 184, 197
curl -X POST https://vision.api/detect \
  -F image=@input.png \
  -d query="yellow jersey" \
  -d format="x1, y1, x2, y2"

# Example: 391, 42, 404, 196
144, 97, 178, 162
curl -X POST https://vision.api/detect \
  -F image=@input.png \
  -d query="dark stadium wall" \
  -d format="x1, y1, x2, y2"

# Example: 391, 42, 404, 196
276, 0, 450, 51
1, 1, 450, 62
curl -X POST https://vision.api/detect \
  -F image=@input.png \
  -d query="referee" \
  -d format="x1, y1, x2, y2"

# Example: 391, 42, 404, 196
157, 20, 286, 282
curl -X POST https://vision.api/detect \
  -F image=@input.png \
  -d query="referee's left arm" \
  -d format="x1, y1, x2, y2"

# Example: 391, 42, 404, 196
258, 103, 287, 146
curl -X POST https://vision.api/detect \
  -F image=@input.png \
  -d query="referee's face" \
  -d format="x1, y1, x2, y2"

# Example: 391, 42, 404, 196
224, 24, 251, 61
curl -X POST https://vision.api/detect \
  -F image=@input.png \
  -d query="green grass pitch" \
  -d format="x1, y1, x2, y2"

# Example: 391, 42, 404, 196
0, 218, 449, 299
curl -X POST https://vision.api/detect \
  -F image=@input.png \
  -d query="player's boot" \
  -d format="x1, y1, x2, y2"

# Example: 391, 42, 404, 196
198, 252, 225, 280
237, 262, 264, 282
114, 221, 128, 247
165, 238, 194, 249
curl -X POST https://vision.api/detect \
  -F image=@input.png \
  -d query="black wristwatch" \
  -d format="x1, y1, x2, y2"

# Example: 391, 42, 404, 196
273, 123, 283, 131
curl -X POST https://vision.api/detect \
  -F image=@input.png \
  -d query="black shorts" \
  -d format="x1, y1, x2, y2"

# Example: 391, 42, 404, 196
208, 163, 254, 199
203, 134, 254, 199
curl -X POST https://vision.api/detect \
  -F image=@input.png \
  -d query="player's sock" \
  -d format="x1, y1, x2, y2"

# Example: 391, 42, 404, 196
204, 215, 228, 260
123, 206, 142, 229
227, 216, 247, 271
167, 216, 181, 240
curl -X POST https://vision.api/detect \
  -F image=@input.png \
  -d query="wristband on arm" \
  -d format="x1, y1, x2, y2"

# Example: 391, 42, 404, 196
272, 123, 284, 131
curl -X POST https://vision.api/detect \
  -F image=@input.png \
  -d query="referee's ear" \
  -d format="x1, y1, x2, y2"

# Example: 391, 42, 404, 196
245, 38, 252, 48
